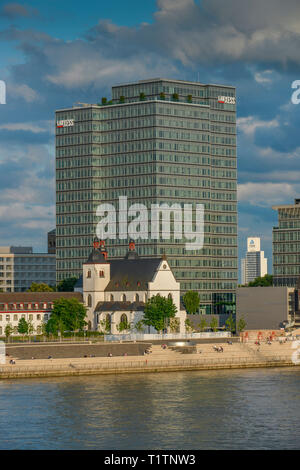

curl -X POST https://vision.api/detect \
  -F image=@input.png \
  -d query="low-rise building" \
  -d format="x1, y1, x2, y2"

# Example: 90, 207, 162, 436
0, 292, 83, 336
0, 246, 56, 292
236, 286, 295, 331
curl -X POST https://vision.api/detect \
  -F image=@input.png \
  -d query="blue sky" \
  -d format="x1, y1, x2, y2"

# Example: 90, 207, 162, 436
1, 0, 300, 278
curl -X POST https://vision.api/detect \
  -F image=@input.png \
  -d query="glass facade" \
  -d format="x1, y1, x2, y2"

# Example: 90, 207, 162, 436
273, 199, 300, 287
56, 78, 237, 313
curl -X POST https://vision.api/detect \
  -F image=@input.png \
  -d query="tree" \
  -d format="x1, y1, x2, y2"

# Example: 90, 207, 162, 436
187, 94, 192, 103
143, 294, 177, 333
210, 317, 218, 332
27, 282, 54, 292
99, 318, 111, 334
57, 277, 78, 292
18, 317, 29, 339
119, 95, 125, 103
27, 320, 35, 342
172, 92, 179, 101
159, 92, 165, 100
237, 316, 247, 332
182, 291, 200, 314
139, 92, 146, 101
134, 320, 145, 333
198, 317, 207, 332
185, 318, 194, 333
248, 274, 273, 287
5, 323, 14, 342
46, 298, 87, 335
101, 97, 107, 105
169, 318, 180, 333
116, 318, 131, 333
225, 314, 236, 334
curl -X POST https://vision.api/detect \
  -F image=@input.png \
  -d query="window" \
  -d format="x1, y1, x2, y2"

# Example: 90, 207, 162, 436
87, 270, 91, 278
37, 314, 41, 320
87, 294, 92, 307
168, 293, 173, 300
29, 314, 33, 321
135, 294, 139, 302
110, 294, 114, 301
120, 314, 128, 324
122, 294, 126, 302
99, 270, 104, 277
44, 314, 48, 321
13, 315, 18, 322
0, 327, 2, 335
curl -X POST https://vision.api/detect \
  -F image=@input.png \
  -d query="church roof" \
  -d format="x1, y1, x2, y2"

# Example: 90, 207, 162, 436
85, 248, 109, 264
95, 301, 146, 312
105, 258, 162, 291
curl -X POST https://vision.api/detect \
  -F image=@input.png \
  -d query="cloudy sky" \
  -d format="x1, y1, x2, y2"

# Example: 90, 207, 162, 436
0, 0, 300, 276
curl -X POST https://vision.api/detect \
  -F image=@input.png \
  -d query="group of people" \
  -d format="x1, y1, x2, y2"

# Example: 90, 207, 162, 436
213, 345, 224, 353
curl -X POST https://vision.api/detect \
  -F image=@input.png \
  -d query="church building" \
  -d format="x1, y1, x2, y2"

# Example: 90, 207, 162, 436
75, 238, 187, 334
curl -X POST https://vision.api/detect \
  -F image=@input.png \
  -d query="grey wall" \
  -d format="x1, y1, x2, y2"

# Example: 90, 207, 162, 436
187, 314, 233, 329
236, 287, 290, 330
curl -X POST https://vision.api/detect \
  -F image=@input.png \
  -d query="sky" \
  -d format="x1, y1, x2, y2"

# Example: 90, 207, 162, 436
1, 0, 300, 278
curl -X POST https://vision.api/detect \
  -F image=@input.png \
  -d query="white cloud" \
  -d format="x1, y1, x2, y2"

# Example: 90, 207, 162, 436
0, 121, 48, 133
238, 182, 297, 207
8, 83, 40, 102
237, 116, 279, 136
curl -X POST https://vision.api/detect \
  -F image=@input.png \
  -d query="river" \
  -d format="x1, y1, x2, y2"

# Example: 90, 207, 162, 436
0, 367, 299, 449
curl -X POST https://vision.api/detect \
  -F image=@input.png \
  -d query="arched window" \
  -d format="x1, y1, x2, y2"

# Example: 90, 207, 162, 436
135, 293, 139, 302
88, 321, 92, 331
87, 294, 92, 307
87, 270, 91, 278
168, 293, 172, 300
99, 270, 104, 278
110, 294, 114, 301
121, 313, 128, 324
122, 294, 126, 302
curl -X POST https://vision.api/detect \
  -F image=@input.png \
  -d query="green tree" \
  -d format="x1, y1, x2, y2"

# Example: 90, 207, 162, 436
185, 318, 194, 333
5, 323, 14, 341
182, 291, 200, 314
99, 318, 111, 334
172, 92, 179, 101
57, 277, 78, 292
210, 317, 218, 332
159, 92, 165, 100
101, 97, 107, 105
169, 318, 180, 333
187, 94, 192, 102
46, 298, 87, 336
248, 274, 273, 287
134, 320, 145, 333
225, 314, 236, 334
27, 320, 35, 342
27, 282, 54, 292
139, 92, 146, 101
143, 294, 177, 333
18, 317, 29, 339
198, 317, 207, 332
237, 316, 247, 332
116, 317, 131, 333
119, 95, 125, 103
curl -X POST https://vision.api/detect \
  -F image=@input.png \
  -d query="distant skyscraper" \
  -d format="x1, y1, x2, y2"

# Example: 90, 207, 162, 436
273, 199, 300, 287
241, 237, 267, 285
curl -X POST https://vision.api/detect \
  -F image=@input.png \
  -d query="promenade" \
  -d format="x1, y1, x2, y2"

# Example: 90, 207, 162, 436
0, 339, 298, 379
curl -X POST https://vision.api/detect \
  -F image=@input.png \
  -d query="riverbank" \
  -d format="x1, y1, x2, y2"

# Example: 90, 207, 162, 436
1, 340, 298, 379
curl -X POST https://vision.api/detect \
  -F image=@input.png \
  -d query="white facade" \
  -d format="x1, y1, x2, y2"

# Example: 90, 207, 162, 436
241, 237, 268, 285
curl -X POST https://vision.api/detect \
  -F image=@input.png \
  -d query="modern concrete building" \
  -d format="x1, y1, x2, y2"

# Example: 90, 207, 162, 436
56, 78, 237, 314
0, 247, 56, 292
236, 286, 295, 330
241, 237, 268, 285
273, 199, 300, 287
48, 229, 56, 254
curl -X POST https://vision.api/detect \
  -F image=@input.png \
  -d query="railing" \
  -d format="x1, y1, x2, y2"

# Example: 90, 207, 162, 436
0, 355, 295, 376
104, 332, 231, 342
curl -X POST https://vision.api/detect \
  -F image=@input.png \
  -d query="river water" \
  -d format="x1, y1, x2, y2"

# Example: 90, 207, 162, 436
0, 367, 299, 450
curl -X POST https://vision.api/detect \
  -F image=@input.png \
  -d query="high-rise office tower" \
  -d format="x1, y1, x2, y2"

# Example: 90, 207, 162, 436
241, 237, 268, 285
56, 78, 237, 313
273, 199, 300, 287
